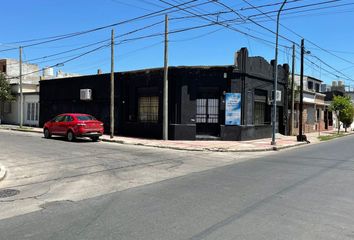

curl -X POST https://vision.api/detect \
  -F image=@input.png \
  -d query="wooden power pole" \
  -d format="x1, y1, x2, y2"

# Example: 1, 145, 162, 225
290, 43, 295, 135
297, 39, 305, 141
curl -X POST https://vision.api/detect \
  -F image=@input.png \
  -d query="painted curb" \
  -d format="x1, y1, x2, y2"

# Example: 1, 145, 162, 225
0, 165, 7, 182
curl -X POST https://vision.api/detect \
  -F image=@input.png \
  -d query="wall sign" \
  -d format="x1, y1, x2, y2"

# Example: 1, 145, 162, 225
225, 93, 241, 125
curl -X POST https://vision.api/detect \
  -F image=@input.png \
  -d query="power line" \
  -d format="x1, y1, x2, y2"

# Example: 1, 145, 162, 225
241, 0, 354, 66
238, 0, 354, 82
249, 2, 354, 21
5, 19, 166, 66
159, 0, 290, 48
247, 0, 345, 18
211, 0, 297, 46
307, 47, 354, 55
0, 0, 202, 52
5, 43, 110, 80
242, 7, 354, 24
169, 1, 350, 23
309, 54, 354, 81
110, 0, 153, 11
170, 28, 223, 42
5, 13, 293, 81
3, 19, 231, 80
240, 0, 303, 11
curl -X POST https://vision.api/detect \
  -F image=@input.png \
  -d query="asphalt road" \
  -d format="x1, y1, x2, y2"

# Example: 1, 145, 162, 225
0, 130, 268, 221
1, 131, 354, 239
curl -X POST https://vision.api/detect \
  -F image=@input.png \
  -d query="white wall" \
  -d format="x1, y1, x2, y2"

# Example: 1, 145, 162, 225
1, 96, 19, 125
23, 94, 39, 126
1, 94, 39, 126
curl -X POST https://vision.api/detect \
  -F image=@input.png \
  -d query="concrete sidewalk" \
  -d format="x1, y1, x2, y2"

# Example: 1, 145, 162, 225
0, 124, 349, 152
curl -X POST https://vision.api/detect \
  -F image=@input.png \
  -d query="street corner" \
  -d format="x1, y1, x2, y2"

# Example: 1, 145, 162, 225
0, 165, 7, 182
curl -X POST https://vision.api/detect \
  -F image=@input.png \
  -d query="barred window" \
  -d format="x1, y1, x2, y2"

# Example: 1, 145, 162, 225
254, 102, 266, 125
138, 96, 159, 123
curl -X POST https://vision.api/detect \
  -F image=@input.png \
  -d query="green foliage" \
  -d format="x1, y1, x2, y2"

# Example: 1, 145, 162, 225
330, 95, 354, 132
318, 133, 344, 141
0, 73, 15, 102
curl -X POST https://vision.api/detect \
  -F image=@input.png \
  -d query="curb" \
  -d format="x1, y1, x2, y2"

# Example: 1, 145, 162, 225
1, 126, 347, 153
0, 126, 42, 134
101, 138, 309, 153
0, 165, 7, 182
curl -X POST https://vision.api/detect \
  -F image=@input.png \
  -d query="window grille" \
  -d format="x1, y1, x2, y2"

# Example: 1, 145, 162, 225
138, 96, 159, 123
254, 102, 266, 125
196, 98, 219, 123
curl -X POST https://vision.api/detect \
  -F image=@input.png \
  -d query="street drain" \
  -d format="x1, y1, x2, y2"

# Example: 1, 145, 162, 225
0, 189, 20, 198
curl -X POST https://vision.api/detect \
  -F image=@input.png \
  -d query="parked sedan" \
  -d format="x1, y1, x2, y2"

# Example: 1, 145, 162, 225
43, 113, 104, 142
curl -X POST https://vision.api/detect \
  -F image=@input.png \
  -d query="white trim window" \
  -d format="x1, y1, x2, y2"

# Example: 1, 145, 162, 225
26, 102, 39, 122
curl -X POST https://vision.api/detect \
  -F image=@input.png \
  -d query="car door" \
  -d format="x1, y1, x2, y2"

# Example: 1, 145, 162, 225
52, 115, 66, 135
62, 115, 74, 134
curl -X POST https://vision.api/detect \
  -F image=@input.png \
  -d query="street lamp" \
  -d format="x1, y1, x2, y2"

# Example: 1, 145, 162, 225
271, 0, 287, 146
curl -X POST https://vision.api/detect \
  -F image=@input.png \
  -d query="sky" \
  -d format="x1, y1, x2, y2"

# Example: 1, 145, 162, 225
1, 0, 354, 87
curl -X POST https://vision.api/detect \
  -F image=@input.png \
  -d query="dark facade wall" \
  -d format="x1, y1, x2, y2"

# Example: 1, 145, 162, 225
229, 48, 289, 134
39, 49, 288, 140
221, 125, 272, 141
40, 75, 112, 131
118, 69, 163, 138
40, 66, 233, 139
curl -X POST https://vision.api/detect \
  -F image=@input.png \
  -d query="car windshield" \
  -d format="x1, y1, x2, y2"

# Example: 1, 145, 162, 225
76, 115, 96, 121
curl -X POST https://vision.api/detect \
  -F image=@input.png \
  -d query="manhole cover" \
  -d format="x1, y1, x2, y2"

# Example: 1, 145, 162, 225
0, 189, 20, 198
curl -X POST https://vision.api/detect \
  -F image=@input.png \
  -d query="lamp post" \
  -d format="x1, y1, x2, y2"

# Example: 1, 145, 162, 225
271, 0, 287, 146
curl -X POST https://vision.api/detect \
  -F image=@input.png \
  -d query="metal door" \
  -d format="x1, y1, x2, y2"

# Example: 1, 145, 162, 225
196, 98, 219, 136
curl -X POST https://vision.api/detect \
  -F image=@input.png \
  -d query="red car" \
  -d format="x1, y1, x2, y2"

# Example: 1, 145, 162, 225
43, 113, 104, 142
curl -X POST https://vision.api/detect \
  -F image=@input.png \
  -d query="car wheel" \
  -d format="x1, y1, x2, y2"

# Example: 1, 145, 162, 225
67, 131, 75, 142
91, 136, 99, 142
44, 129, 51, 139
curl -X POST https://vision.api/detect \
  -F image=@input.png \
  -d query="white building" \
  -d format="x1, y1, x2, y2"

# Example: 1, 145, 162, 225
0, 59, 40, 126
0, 60, 82, 126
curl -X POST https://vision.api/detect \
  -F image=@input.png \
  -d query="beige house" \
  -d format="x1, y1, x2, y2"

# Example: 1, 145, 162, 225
291, 75, 331, 135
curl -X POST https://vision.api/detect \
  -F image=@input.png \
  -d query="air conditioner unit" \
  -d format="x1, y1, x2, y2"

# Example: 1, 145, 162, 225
80, 89, 92, 101
270, 90, 282, 103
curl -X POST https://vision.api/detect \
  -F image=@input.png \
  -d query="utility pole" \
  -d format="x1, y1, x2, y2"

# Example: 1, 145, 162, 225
110, 29, 115, 139
163, 15, 169, 140
297, 39, 306, 141
271, 0, 287, 146
290, 43, 295, 135
19, 46, 23, 128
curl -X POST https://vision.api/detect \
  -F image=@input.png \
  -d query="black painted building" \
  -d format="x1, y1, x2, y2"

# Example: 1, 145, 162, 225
40, 48, 289, 140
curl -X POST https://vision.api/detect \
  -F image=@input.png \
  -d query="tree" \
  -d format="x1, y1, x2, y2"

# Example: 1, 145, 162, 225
340, 102, 354, 132
0, 73, 14, 102
0, 73, 15, 122
330, 95, 354, 133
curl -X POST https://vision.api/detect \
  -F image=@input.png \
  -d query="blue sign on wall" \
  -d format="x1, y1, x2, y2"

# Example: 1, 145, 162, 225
225, 93, 241, 125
